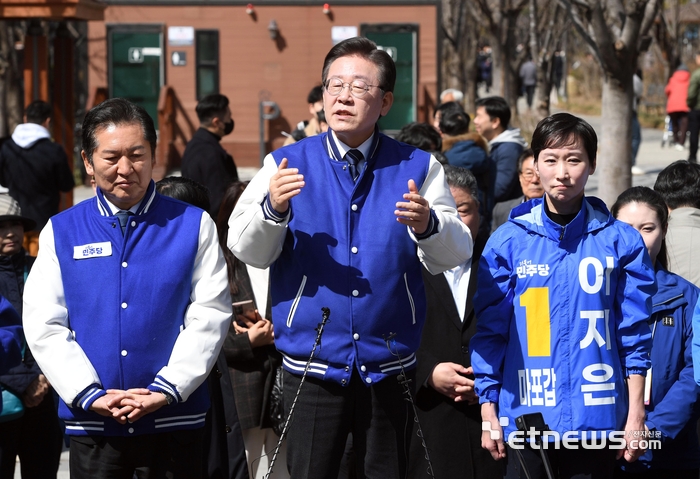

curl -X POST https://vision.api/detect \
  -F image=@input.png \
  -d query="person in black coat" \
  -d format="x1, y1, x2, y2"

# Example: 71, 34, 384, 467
0, 194, 62, 479
181, 94, 239, 218
407, 166, 502, 479
0, 100, 75, 256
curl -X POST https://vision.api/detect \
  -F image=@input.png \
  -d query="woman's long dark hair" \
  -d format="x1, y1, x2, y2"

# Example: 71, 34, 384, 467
611, 186, 669, 270
215, 181, 249, 295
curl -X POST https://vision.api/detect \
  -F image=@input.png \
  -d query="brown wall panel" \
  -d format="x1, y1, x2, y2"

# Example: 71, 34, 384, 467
87, 4, 437, 168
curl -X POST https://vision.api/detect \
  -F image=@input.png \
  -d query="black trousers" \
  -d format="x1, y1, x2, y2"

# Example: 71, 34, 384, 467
669, 111, 689, 146
284, 370, 414, 479
504, 442, 616, 479
0, 394, 63, 479
687, 109, 700, 162
70, 428, 204, 479
524, 85, 536, 108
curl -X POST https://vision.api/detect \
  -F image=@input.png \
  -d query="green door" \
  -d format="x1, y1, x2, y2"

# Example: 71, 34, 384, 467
363, 25, 417, 133
109, 28, 163, 128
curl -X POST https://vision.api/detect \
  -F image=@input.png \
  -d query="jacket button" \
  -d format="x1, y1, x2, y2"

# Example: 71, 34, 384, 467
351, 204, 358, 211
121, 302, 128, 309
365, 377, 372, 384
225, 426, 232, 433
131, 220, 136, 227
216, 368, 222, 378
341, 379, 347, 385
351, 247, 358, 254
122, 262, 128, 268
353, 333, 360, 340
352, 290, 359, 297
461, 346, 469, 354
360, 365, 366, 372
121, 350, 128, 356
128, 427, 134, 434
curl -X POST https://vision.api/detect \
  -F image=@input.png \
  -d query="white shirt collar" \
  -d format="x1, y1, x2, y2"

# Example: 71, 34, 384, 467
103, 196, 144, 215
330, 130, 375, 161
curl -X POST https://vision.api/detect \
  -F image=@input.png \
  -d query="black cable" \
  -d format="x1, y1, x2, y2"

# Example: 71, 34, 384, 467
383, 332, 436, 478
512, 446, 533, 479
263, 307, 331, 479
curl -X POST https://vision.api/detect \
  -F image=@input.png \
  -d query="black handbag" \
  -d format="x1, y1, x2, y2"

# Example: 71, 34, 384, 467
268, 365, 285, 436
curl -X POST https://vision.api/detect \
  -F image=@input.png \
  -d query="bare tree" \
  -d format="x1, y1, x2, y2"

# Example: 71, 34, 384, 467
529, 0, 569, 119
472, 0, 529, 113
651, 0, 682, 80
558, 0, 661, 205
440, 0, 481, 111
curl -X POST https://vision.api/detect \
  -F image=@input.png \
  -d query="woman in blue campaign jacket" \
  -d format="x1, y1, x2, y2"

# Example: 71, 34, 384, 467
612, 186, 700, 479
471, 114, 656, 479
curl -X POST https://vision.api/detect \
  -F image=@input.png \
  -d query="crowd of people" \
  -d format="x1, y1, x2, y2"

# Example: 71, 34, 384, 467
0, 37, 698, 479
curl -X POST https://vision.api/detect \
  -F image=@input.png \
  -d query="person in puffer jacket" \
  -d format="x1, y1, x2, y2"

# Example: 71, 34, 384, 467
665, 65, 691, 149
471, 113, 656, 479
612, 186, 700, 478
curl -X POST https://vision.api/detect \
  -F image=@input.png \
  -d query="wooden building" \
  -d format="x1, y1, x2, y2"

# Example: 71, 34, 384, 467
86, 0, 440, 170
0, 0, 106, 204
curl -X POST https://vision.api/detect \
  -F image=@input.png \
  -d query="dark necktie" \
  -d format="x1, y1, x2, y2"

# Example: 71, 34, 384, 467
345, 149, 363, 182
116, 210, 132, 235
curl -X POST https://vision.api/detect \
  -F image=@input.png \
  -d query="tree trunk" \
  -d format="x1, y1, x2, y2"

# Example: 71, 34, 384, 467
460, 24, 479, 112
535, 56, 553, 119
462, 51, 479, 112
490, 39, 506, 98
597, 76, 633, 206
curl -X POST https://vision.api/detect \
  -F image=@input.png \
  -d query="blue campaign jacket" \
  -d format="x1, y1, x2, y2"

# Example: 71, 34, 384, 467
0, 296, 21, 379
49, 182, 211, 436
622, 267, 700, 471
268, 132, 431, 386
471, 196, 655, 438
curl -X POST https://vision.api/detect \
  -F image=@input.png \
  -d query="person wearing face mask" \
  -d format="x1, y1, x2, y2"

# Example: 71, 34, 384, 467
182, 94, 239, 217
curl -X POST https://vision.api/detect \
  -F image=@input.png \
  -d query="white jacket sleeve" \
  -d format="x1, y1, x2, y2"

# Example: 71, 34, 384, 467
154, 212, 232, 401
410, 156, 474, 274
23, 220, 102, 405
227, 154, 289, 268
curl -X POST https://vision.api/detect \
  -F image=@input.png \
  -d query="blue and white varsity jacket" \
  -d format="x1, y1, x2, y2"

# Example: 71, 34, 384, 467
228, 130, 473, 386
23, 181, 231, 436
471, 196, 655, 438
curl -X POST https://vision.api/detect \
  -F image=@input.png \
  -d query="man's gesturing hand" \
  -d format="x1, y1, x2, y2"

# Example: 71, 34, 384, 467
395, 179, 431, 235
269, 158, 305, 214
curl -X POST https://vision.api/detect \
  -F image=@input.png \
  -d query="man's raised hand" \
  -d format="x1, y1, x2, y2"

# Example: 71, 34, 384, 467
395, 179, 431, 235
269, 158, 305, 214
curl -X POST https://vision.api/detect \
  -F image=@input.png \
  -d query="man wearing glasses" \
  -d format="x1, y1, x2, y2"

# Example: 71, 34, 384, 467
491, 148, 545, 231
228, 37, 472, 478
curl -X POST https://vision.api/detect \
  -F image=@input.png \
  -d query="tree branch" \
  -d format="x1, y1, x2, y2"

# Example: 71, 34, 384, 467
557, 0, 604, 63
639, 0, 661, 41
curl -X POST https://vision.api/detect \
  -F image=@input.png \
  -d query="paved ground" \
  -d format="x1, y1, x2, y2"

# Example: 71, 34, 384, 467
30, 111, 685, 479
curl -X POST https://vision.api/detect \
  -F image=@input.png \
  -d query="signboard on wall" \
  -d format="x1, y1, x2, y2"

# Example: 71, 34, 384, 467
168, 26, 194, 46
331, 26, 358, 45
